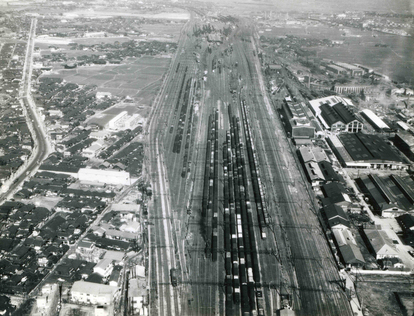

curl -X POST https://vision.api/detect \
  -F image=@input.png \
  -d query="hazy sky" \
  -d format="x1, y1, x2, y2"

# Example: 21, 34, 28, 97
203, 0, 414, 14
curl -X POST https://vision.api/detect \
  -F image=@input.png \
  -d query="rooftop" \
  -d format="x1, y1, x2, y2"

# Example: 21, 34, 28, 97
338, 133, 404, 163
71, 281, 116, 296
360, 109, 389, 129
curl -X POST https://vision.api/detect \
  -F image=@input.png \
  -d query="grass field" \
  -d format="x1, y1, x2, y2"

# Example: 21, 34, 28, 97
43, 55, 170, 101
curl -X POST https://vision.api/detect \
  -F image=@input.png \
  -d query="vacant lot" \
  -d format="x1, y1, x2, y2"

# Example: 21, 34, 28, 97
356, 274, 414, 316
43, 55, 170, 101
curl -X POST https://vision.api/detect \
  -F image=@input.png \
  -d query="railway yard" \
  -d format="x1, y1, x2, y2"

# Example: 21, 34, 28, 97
146, 14, 353, 316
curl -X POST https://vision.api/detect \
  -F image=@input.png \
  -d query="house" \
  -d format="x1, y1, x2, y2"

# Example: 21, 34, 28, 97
361, 229, 399, 260
108, 265, 122, 287
71, 281, 116, 305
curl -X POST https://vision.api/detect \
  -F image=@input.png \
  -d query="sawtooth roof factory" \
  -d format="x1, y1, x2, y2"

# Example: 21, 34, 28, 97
327, 133, 410, 170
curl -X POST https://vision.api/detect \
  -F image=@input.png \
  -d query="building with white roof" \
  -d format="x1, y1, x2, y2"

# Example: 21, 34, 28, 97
78, 168, 131, 185
360, 109, 389, 130
71, 281, 116, 305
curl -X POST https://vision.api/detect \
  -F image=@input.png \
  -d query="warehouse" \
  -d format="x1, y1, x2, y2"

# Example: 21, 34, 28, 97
280, 99, 316, 144
327, 133, 410, 170
360, 109, 390, 131
319, 102, 363, 133
325, 64, 348, 75
355, 174, 414, 217
78, 168, 131, 185
332, 62, 364, 77
360, 229, 399, 260
308, 96, 354, 117
298, 146, 341, 186
332, 228, 365, 268
394, 131, 414, 160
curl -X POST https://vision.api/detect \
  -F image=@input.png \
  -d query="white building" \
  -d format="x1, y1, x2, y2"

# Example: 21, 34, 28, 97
93, 258, 114, 277
78, 168, 131, 186
107, 111, 129, 130
71, 281, 116, 305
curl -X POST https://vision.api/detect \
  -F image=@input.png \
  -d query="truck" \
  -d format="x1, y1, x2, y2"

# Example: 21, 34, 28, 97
170, 268, 178, 287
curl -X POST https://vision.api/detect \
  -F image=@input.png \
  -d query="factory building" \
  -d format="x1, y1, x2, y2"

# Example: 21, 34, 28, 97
71, 281, 117, 305
334, 85, 372, 95
298, 146, 341, 186
319, 102, 363, 133
360, 109, 390, 131
78, 168, 131, 186
280, 99, 317, 144
327, 133, 410, 170
332, 62, 364, 77
325, 64, 348, 75
355, 174, 414, 217
332, 227, 365, 268
394, 131, 414, 160
360, 229, 399, 260
396, 214, 414, 245
308, 96, 354, 117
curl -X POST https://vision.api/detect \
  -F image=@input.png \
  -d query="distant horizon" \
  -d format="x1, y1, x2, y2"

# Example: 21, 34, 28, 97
200, 0, 414, 14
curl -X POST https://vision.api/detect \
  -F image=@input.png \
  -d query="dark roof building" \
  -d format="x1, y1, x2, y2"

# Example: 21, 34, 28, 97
324, 204, 350, 229
394, 131, 414, 161
327, 133, 410, 170
321, 182, 352, 208
319, 102, 363, 133
332, 228, 365, 268
356, 174, 414, 217
396, 214, 414, 232
280, 99, 323, 145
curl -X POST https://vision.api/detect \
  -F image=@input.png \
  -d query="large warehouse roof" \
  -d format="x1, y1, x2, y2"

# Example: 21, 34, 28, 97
356, 174, 414, 212
338, 133, 403, 163
360, 109, 389, 129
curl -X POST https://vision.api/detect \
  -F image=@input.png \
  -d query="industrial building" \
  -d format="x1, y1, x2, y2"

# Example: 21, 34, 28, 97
360, 109, 390, 131
334, 85, 372, 95
324, 204, 350, 229
71, 281, 117, 305
308, 96, 362, 133
332, 228, 365, 268
394, 131, 414, 160
321, 182, 352, 209
78, 168, 131, 186
308, 96, 354, 117
298, 146, 341, 186
332, 62, 364, 77
396, 214, 414, 245
355, 174, 414, 217
327, 133, 410, 170
360, 229, 399, 260
280, 99, 321, 144
325, 64, 348, 75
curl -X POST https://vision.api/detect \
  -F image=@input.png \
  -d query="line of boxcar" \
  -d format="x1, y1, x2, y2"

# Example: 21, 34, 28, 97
222, 104, 261, 315
181, 80, 198, 177
240, 99, 269, 237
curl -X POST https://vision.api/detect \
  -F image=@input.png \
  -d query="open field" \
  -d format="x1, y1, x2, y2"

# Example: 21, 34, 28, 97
65, 9, 190, 20
355, 274, 414, 316
42, 55, 170, 100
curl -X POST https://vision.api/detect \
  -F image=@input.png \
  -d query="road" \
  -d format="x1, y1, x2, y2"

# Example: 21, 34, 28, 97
0, 17, 52, 203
